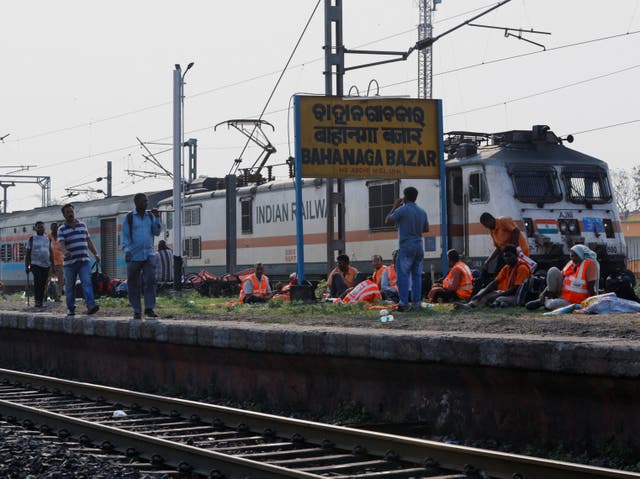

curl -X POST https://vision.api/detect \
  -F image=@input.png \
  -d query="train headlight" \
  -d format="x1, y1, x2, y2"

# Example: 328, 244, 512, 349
558, 220, 568, 234
523, 217, 534, 237
568, 220, 578, 234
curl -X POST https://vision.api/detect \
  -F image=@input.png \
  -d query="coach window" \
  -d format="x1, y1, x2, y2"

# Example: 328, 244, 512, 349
241, 198, 253, 234
165, 211, 173, 230
184, 206, 201, 226
0, 244, 11, 262
468, 171, 488, 203
183, 237, 201, 259
367, 180, 399, 231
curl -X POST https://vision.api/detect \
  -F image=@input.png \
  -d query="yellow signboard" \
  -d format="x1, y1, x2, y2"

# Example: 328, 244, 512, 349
295, 96, 441, 179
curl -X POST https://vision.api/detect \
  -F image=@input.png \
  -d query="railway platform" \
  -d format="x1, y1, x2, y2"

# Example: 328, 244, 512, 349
0, 309, 638, 456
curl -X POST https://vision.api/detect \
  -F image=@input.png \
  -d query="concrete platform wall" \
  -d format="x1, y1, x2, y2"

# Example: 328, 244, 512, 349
0, 313, 639, 454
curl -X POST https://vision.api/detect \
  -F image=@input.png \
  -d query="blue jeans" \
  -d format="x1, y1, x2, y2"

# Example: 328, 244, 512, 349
127, 256, 157, 313
64, 261, 95, 311
397, 241, 424, 307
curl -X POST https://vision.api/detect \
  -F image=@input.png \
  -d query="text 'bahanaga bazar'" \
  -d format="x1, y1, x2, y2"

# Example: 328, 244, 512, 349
301, 102, 437, 167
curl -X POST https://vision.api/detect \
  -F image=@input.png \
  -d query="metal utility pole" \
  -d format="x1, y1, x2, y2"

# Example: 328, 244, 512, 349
418, 0, 435, 99
172, 63, 194, 290
324, 0, 346, 272
106, 161, 112, 197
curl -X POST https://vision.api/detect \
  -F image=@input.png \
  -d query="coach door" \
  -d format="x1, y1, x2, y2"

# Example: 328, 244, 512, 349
100, 218, 117, 278
447, 167, 466, 255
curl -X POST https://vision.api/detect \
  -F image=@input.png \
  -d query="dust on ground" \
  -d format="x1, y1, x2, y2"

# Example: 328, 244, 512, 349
2, 297, 640, 340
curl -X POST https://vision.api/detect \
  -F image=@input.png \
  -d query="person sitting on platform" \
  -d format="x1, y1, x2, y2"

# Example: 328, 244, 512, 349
428, 249, 473, 303
370, 255, 387, 289
325, 254, 359, 298
272, 272, 298, 301
238, 262, 272, 304
380, 250, 399, 303
527, 244, 599, 311
334, 279, 382, 304
455, 245, 530, 309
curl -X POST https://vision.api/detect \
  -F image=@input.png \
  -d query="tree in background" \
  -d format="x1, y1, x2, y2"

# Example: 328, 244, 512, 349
611, 168, 639, 218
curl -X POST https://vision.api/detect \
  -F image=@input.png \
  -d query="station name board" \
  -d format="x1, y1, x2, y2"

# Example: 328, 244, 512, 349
295, 96, 441, 179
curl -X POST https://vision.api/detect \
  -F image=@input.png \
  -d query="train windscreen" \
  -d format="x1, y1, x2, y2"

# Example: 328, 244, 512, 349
561, 166, 612, 205
509, 166, 562, 204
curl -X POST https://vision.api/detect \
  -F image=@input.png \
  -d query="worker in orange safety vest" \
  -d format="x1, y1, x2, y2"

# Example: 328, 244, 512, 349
428, 249, 473, 303
370, 255, 388, 288
380, 250, 399, 302
238, 262, 272, 303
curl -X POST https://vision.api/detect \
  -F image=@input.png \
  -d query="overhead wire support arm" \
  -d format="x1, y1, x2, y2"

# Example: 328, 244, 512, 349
137, 137, 173, 178
342, 48, 411, 72
410, 0, 514, 53
468, 24, 551, 50
340, 0, 514, 74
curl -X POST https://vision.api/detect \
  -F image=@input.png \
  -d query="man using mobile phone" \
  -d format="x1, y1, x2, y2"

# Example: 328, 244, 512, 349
385, 186, 429, 312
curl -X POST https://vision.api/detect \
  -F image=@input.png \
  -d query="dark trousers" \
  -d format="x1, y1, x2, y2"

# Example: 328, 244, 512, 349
329, 273, 366, 297
127, 256, 157, 314
31, 264, 49, 306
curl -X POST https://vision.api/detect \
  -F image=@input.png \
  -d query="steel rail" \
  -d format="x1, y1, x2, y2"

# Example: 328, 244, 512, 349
0, 368, 638, 479
0, 398, 322, 479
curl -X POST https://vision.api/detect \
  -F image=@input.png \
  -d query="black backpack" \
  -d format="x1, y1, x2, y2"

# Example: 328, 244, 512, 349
516, 275, 547, 306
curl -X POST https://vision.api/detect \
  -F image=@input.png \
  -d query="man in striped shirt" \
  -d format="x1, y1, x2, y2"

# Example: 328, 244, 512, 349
57, 204, 100, 316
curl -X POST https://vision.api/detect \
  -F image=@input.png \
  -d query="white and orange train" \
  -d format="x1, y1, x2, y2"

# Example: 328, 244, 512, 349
0, 125, 629, 290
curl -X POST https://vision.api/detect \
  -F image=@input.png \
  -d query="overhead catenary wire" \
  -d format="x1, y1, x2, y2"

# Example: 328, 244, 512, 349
231, 0, 322, 174
444, 62, 640, 118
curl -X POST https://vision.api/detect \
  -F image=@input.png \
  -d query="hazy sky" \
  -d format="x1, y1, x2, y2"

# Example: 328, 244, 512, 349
2, 0, 639, 212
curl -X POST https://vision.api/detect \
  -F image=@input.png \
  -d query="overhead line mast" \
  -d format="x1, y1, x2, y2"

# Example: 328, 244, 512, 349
418, 0, 437, 99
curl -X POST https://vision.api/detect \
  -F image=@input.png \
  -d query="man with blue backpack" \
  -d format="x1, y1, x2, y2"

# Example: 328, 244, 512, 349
122, 193, 162, 319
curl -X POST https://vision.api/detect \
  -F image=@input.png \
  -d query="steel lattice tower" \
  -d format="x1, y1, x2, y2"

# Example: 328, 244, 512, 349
418, 0, 434, 99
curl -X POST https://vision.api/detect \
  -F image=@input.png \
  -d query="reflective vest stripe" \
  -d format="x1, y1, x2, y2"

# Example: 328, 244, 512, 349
343, 280, 381, 303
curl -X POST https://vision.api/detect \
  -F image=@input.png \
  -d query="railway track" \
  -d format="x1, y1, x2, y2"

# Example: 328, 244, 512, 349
0, 368, 636, 479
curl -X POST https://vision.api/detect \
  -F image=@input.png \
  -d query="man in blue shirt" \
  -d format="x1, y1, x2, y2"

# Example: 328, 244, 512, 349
385, 186, 429, 312
57, 204, 100, 316
122, 193, 162, 319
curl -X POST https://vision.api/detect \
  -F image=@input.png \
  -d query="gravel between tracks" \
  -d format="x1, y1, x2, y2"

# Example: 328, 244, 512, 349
2, 297, 640, 340
0, 420, 156, 479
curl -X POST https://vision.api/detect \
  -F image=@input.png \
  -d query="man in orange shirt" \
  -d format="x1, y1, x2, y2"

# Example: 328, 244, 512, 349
479, 212, 529, 283
325, 254, 359, 298
455, 245, 530, 308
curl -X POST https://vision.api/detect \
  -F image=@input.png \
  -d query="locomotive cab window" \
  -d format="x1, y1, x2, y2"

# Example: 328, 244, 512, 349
510, 166, 562, 205
241, 198, 253, 234
367, 180, 399, 231
562, 166, 612, 205
468, 171, 488, 203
